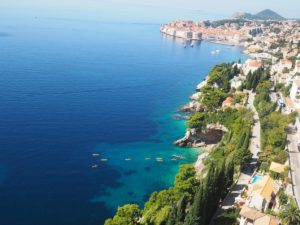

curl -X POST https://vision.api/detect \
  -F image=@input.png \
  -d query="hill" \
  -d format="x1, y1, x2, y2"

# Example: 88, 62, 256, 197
231, 9, 285, 21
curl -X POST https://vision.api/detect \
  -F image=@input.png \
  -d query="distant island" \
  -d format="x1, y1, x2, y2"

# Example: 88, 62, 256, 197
231, 9, 286, 21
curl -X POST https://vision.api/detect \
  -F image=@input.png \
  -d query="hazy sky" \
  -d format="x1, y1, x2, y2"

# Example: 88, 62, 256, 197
1, 0, 300, 23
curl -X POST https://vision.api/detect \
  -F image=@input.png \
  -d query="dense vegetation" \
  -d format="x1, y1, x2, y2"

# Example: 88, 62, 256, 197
243, 68, 270, 90
210, 19, 247, 28
105, 63, 253, 225
250, 76, 295, 170
199, 63, 239, 111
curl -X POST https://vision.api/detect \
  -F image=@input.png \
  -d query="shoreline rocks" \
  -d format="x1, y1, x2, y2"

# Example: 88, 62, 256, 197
179, 101, 203, 113
174, 124, 227, 148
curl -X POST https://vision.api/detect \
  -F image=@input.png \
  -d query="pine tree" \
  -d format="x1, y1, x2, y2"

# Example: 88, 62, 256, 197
218, 160, 227, 199
166, 204, 177, 225
176, 194, 188, 222
236, 130, 246, 149
225, 161, 234, 188
191, 185, 204, 225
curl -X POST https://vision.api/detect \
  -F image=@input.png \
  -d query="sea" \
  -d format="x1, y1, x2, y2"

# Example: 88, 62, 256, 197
0, 15, 246, 225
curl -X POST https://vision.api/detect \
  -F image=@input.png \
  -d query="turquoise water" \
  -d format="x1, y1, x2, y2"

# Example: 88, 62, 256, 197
0, 17, 246, 225
252, 175, 263, 184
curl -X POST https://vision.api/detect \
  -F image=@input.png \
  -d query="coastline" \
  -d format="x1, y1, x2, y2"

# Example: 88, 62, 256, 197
161, 30, 240, 46
104, 32, 248, 224
180, 45, 248, 175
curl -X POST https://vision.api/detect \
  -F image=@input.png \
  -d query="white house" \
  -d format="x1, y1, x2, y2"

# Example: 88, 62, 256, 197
279, 58, 293, 71
239, 206, 279, 225
230, 76, 243, 89
294, 61, 300, 74
290, 79, 300, 108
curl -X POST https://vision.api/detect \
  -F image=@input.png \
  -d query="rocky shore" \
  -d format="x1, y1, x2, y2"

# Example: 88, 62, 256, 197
173, 125, 226, 148
174, 80, 228, 172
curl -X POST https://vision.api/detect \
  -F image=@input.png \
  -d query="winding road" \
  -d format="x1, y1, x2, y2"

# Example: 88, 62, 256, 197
287, 118, 300, 206
210, 91, 260, 224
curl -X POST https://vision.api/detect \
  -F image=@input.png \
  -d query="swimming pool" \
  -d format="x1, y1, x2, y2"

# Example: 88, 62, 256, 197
251, 175, 263, 184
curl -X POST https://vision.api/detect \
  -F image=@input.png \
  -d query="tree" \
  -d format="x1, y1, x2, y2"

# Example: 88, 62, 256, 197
279, 190, 288, 206
186, 113, 206, 131
191, 185, 205, 225
104, 204, 142, 225
280, 198, 300, 225
166, 204, 177, 225
225, 161, 234, 189
176, 194, 188, 222
200, 86, 226, 110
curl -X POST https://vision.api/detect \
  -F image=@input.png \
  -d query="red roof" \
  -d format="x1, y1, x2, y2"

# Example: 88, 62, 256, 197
223, 97, 234, 104
248, 60, 262, 68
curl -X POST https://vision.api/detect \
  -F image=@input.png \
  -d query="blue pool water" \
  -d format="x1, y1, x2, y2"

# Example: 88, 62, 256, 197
0, 17, 246, 225
252, 175, 263, 184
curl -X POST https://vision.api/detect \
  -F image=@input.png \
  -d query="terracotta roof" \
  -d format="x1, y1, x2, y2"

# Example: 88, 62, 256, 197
223, 97, 234, 104
240, 206, 279, 225
240, 205, 265, 220
248, 60, 262, 68
254, 215, 279, 225
269, 162, 286, 174
294, 80, 300, 88
280, 59, 293, 65
285, 97, 295, 109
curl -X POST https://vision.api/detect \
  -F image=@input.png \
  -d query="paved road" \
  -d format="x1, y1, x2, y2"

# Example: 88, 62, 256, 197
210, 91, 261, 224
247, 91, 260, 160
287, 119, 300, 206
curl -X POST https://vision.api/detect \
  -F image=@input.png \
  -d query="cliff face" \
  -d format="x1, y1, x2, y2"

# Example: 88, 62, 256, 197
174, 124, 227, 148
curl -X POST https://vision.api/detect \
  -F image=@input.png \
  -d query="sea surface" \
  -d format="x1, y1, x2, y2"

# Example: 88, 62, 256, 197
0, 18, 246, 225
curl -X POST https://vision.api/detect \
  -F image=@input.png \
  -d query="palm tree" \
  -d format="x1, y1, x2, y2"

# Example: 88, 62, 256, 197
280, 198, 300, 225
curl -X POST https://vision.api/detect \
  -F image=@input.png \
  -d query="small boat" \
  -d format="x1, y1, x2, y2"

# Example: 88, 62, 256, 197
101, 158, 108, 162
92, 164, 98, 168
215, 49, 220, 53
211, 50, 216, 54
171, 158, 177, 161
156, 157, 163, 160
156, 159, 164, 162
92, 153, 100, 157
145, 158, 152, 160
190, 44, 194, 47
125, 158, 132, 161
172, 154, 185, 159
183, 44, 187, 48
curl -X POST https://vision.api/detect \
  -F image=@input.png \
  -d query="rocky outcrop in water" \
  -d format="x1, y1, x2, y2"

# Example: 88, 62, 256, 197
174, 124, 227, 147
179, 101, 203, 113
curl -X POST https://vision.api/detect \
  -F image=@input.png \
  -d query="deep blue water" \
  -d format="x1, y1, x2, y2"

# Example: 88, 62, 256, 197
0, 18, 245, 225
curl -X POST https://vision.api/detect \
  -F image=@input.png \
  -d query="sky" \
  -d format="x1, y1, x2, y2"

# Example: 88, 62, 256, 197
1, 0, 300, 23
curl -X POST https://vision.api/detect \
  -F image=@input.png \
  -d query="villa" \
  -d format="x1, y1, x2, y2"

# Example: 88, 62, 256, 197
279, 58, 293, 71
230, 76, 243, 90
243, 59, 263, 74
246, 175, 279, 212
222, 97, 234, 109
239, 205, 279, 225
